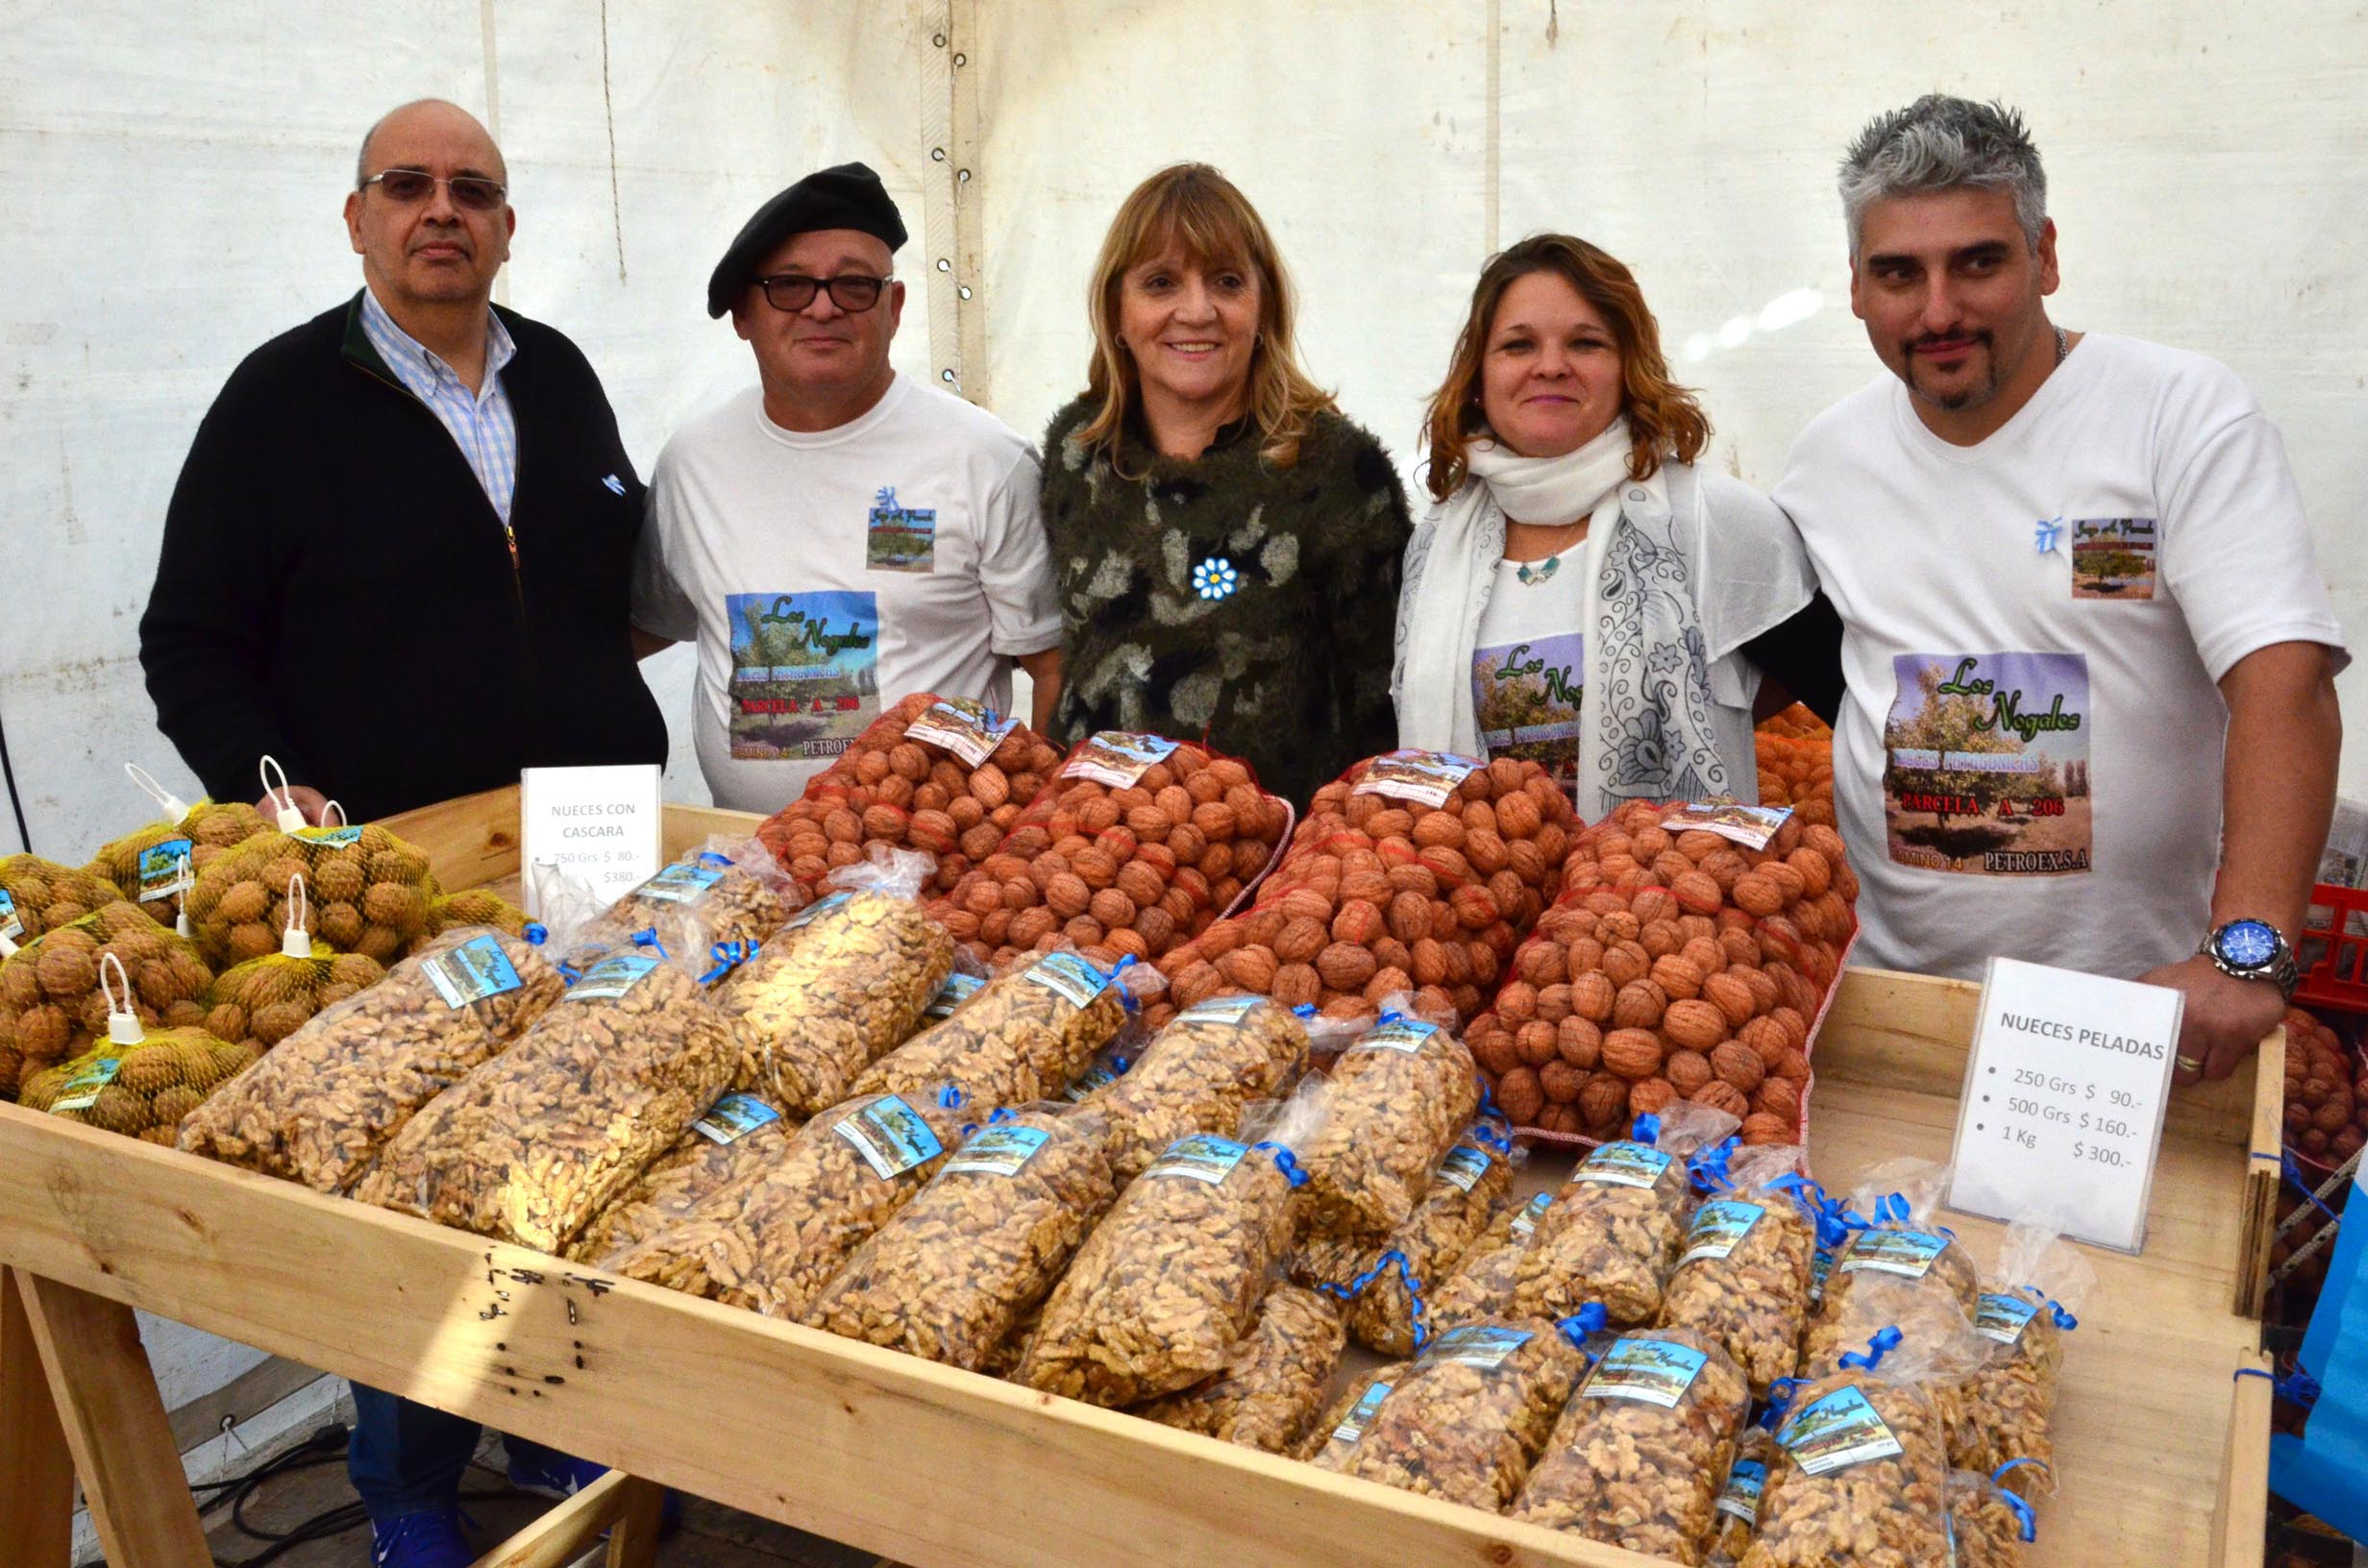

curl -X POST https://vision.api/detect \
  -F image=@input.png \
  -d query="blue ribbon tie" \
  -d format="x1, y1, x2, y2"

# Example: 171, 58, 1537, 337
1839, 1326, 1904, 1371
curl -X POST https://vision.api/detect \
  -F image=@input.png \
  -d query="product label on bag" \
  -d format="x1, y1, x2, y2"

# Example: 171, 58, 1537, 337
1060, 731, 1179, 787
1179, 994, 1269, 1027
925, 971, 983, 1019
1810, 1246, 1836, 1305
1510, 1190, 1552, 1241
635, 860, 725, 904
1331, 1380, 1394, 1446
1660, 800, 1792, 851
1578, 1141, 1674, 1190
1147, 1134, 1252, 1186
567, 953, 661, 1001
0, 890, 23, 943
834, 1095, 945, 1180
1024, 951, 1109, 1009
907, 698, 1020, 768
136, 839, 194, 902
1581, 1337, 1710, 1409
1349, 1018, 1441, 1057
1974, 1291, 2042, 1346
1063, 1061, 1122, 1102
693, 1092, 782, 1145
1777, 1384, 1905, 1476
294, 824, 365, 847
49, 1056, 122, 1114
944, 1123, 1051, 1178
1436, 1143, 1494, 1192
1352, 748, 1483, 807
782, 892, 852, 934
1419, 1325, 1533, 1370
1838, 1228, 1954, 1280
421, 933, 525, 1009
1681, 1200, 1766, 1266
1714, 1458, 1768, 1525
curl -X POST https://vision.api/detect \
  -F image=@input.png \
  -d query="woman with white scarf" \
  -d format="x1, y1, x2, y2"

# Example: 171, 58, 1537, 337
1393, 234, 1841, 822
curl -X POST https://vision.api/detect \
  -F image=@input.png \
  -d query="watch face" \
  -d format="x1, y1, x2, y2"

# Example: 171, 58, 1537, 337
2217, 920, 2279, 968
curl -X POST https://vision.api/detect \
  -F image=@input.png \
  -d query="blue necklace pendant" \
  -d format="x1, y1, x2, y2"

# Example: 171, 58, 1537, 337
1516, 554, 1561, 587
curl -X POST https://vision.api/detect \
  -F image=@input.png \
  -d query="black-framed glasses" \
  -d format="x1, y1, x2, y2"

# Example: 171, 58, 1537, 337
757, 274, 892, 313
360, 168, 507, 212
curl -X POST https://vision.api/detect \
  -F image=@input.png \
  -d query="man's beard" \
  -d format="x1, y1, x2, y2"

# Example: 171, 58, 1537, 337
1903, 331, 2002, 412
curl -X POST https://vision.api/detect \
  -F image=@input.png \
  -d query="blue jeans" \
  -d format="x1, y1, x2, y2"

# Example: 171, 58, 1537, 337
347, 1384, 571, 1519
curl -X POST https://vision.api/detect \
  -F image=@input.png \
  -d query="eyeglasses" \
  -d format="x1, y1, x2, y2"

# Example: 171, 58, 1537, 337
359, 168, 507, 212
757, 274, 893, 313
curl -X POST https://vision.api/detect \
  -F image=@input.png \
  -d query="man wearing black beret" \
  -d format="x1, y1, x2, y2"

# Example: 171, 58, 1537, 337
630, 161, 1063, 811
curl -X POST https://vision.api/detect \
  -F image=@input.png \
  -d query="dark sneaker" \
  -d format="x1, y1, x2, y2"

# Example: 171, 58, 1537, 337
503, 1449, 607, 1499
368, 1507, 474, 1568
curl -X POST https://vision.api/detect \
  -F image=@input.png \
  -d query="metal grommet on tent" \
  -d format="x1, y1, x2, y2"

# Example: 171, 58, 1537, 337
931, 147, 947, 161
931, 32, 946, 45
958, 285, 973, 299
936, 257, 951, 272
941, 369, 957, 383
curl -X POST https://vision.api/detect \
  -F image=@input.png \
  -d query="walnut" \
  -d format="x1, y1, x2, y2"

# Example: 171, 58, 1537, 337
1510, 1328, 1754, 1565
1134, 1284, 1344, 1454
178, 928, 563, 1191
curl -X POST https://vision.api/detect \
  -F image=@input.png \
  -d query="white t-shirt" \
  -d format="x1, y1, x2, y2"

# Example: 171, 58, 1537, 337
1773, 332, 2348, 980
631, 377, 1063, 812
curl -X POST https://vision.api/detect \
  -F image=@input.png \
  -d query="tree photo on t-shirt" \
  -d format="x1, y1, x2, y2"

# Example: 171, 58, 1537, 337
726, 590, 882, 762
2068, 517, 2158, 600
1882, 651, 2092, 877
1471, 631, 1584, 791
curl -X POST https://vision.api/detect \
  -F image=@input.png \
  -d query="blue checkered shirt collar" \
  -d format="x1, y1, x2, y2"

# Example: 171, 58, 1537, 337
358, 286, 520, 524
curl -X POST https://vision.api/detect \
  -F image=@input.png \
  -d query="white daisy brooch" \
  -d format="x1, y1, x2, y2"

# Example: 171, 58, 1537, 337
1193, 556, 1241, 600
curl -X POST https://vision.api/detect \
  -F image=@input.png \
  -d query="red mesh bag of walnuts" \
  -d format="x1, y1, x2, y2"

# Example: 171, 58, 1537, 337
1154, 750, 1574, 1029
925, 730, 1290, 976
756, 694, 1062, 900
1462, 798, 1858, 1143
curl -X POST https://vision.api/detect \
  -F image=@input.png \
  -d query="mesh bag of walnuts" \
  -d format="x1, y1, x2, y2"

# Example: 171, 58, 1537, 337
0, 855, 122, 957
177, 927, 562, 1190
1157, 749, 1573, 1028
1016, 1084, 1324, 1408
1080, 992, 1313, 1182
718, 849, 955, 1113
926, 731, 1289, 971
1706, 1422, 1783, 1567
86, 772, 273, 924
1512, 1103, 1739, 1327
567, 1090, 798, 1264
1943, 1467, 2039, 1568
1465, 797, 1855, 1140
1429, 1188, 1557, 1333
199, 881, 386, 1051
1801, 1159, 1982, 1375
185, 820, 436, 968
20, 1019, 258, 1145
854, 948, 1130, 1107
600, 1087, 972, 1317
1658, 1142, 1820, 1397
0, 902, 210, 1099
419, 886, 533, 943
1739, 1315, 1987, 1568
757, 694, 1058, 900
804, 1104, 1119, 1370
1297, 1360, 1411, 1463
1313, 1314, 1595, 1511
353, 950, 742, 1252
1509, 1327, 1754, 1565
1294, 1120, 1518, 1356
1947, 1223, 2093, 1498
1293, 1007, 1482, 1237
1133, 1282, 1346, 1454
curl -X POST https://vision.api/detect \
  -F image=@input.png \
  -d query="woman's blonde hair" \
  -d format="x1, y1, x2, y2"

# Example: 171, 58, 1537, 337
1419, 233, 1710, 502
1077, 162, 1335, 472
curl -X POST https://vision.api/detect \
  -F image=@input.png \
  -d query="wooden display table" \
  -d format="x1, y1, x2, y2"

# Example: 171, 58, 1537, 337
0, 789, 2281, 1567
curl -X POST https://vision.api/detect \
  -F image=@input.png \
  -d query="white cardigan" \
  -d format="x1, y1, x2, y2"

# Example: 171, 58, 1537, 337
1390, 458, 1815, 820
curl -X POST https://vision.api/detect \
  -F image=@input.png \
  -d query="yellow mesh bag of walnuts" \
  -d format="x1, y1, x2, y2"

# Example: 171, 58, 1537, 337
0, 856, 121, 955
185, 821, 435, 968
88, 789, 272, 923
21, 1028, 258, 1143
0, 902, 209, 1098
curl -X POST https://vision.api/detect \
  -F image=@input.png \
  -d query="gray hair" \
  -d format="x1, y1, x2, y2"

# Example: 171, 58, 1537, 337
1839, 95, 2046, 257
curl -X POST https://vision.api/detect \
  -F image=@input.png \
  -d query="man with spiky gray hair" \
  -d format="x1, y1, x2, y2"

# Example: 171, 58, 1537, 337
1773, 94, 2345, 1089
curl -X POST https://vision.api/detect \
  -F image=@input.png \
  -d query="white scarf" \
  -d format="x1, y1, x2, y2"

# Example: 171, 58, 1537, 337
1394, 417, 1731, 818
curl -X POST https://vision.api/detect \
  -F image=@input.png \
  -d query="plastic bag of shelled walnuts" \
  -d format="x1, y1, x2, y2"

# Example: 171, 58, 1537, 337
1464, 799, 1857, 1141
1154, 751, 1573, 1027
756, 694, 1061, 900
926, 731, 1289, 972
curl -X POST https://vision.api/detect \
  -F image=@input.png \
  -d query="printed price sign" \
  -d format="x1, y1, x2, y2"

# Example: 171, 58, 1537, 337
520, 764, 662, 916
1945, 956, 2183, 1253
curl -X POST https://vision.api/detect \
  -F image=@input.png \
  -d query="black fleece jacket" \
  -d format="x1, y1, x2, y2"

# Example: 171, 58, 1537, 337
138, 293, 667, 821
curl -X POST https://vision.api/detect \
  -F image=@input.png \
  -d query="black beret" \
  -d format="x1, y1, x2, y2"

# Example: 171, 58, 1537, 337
705, 161, 908, 318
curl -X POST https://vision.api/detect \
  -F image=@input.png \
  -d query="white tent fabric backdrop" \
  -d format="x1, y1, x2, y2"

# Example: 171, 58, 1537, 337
3, 0, 2362, 1454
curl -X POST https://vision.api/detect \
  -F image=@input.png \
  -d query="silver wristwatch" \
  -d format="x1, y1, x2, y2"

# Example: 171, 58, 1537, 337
2199, 919, 2299, 1001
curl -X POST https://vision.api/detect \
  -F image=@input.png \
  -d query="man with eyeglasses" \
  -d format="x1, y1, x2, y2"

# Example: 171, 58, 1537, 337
136, 99, 666, 1568
629, 161, 1062, 811
138, 97, 665, 831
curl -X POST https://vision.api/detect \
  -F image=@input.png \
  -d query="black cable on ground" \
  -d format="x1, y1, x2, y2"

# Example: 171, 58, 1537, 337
0, 689, 33, 853
184, 1424, 531, 1568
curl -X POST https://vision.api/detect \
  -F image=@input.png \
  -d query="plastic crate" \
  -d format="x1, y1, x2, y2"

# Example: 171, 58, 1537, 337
2298, 882, 2368, 1014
